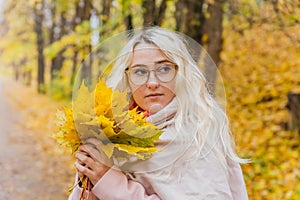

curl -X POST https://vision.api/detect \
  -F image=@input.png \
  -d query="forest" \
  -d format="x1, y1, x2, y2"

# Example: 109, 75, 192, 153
0, 0, 299, 199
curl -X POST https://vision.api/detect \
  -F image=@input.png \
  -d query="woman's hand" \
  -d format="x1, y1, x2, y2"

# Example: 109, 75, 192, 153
74, 137, 113, 186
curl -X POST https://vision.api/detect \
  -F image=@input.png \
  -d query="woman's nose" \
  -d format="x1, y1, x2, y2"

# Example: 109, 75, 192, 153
146, 71, 159, 89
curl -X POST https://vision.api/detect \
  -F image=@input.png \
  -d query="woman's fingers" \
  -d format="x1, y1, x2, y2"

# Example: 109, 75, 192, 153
75, 152, 97, 170
74, 161, 94, 180
74, 154, 110, 185
78, 142, 113, 167
74, 141, 113, 185
84, 137, 103, 147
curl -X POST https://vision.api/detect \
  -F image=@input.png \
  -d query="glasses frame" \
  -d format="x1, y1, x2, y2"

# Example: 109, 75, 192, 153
125, 62, 178, 86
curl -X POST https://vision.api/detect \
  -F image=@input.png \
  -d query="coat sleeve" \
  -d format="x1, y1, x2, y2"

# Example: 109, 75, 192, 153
227, 158, 248, 200
68, 169, 161, 200
68, 185, 83, 200
91, 168, 161, 200
68, 173, 84, 200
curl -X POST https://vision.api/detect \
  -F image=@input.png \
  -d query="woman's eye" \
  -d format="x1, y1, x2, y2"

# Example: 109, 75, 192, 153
158, 65, 172, 73
133, 68, 148, 75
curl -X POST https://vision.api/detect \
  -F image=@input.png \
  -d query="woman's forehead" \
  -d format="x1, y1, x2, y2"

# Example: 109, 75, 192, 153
130, 43, 170, 64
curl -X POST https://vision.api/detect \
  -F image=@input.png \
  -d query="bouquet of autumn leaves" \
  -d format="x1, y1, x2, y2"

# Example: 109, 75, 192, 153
53, 80, 162, 197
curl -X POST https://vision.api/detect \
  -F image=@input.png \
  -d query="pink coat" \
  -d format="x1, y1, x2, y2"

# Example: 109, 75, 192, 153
69, 157, 247, 200
68, 99, 248, 200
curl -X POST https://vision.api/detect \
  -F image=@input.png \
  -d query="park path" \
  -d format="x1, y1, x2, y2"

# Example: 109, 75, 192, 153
0, 76, 74, 200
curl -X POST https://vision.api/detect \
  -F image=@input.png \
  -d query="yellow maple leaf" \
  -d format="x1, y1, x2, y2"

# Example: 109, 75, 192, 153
73, 81, 94, 117
114, 144, 159, 160
53, 107, 81, 153
94, 80, 113, 116
54, 80, 163, 160
111, 88, 129, 115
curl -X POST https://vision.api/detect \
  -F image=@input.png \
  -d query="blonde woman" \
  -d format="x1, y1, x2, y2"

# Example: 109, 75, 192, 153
69, 27, 248, 200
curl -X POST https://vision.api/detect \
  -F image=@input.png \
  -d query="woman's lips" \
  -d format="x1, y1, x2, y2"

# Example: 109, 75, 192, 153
145, 93, 163, 98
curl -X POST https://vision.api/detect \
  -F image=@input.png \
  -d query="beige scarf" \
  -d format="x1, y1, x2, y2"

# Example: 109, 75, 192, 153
120, 97, 197, 173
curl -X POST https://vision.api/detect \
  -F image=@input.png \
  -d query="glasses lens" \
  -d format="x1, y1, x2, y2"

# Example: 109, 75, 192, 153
129, 66, 149, 85
156, 64, 176, 82
128, 63, 177, 85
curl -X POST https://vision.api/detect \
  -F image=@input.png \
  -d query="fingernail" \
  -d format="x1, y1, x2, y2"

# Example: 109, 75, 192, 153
75, 153, 81, 159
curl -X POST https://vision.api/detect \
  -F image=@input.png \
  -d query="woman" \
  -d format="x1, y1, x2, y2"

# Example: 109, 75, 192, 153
69, 27, 248, 199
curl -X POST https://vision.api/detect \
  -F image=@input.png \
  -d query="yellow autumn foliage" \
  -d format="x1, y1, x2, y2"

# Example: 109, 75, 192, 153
222, 23, 300, 199
53, 80, 162, 160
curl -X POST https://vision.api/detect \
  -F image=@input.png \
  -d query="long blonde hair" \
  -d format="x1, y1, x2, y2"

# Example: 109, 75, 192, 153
106, 27, 248, 165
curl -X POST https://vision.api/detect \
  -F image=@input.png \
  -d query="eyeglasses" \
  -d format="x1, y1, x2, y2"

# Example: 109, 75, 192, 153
126, 62, 177, 86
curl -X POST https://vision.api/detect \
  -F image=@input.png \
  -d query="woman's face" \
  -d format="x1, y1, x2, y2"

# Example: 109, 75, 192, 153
128, 43, 176, 114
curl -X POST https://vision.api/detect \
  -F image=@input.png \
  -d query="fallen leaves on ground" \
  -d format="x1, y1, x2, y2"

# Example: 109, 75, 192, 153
221, 23, 300, 199
3, 78, 76, 199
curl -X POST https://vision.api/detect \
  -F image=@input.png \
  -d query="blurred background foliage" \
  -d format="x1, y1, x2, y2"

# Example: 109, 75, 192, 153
0, 0, 299, 199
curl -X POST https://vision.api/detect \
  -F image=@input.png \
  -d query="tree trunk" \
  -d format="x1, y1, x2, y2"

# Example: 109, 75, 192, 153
102, 0, 111, 25
34, 0, 46, 93
124, 14, 133, 31
287, 92, 300, 133
143, 0, 155, 26
175, 0, 223, 95
142, 0, 167, 26
204, 0, 224, 95
70, 50, 78, 86
79, 0, 92, 86
13, 63, 19, 81
24, 69, 32, 86
69, 1, 81, 88
154, 0, 167, 26
50, 11, 67, 81
175, 0, 205, 42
